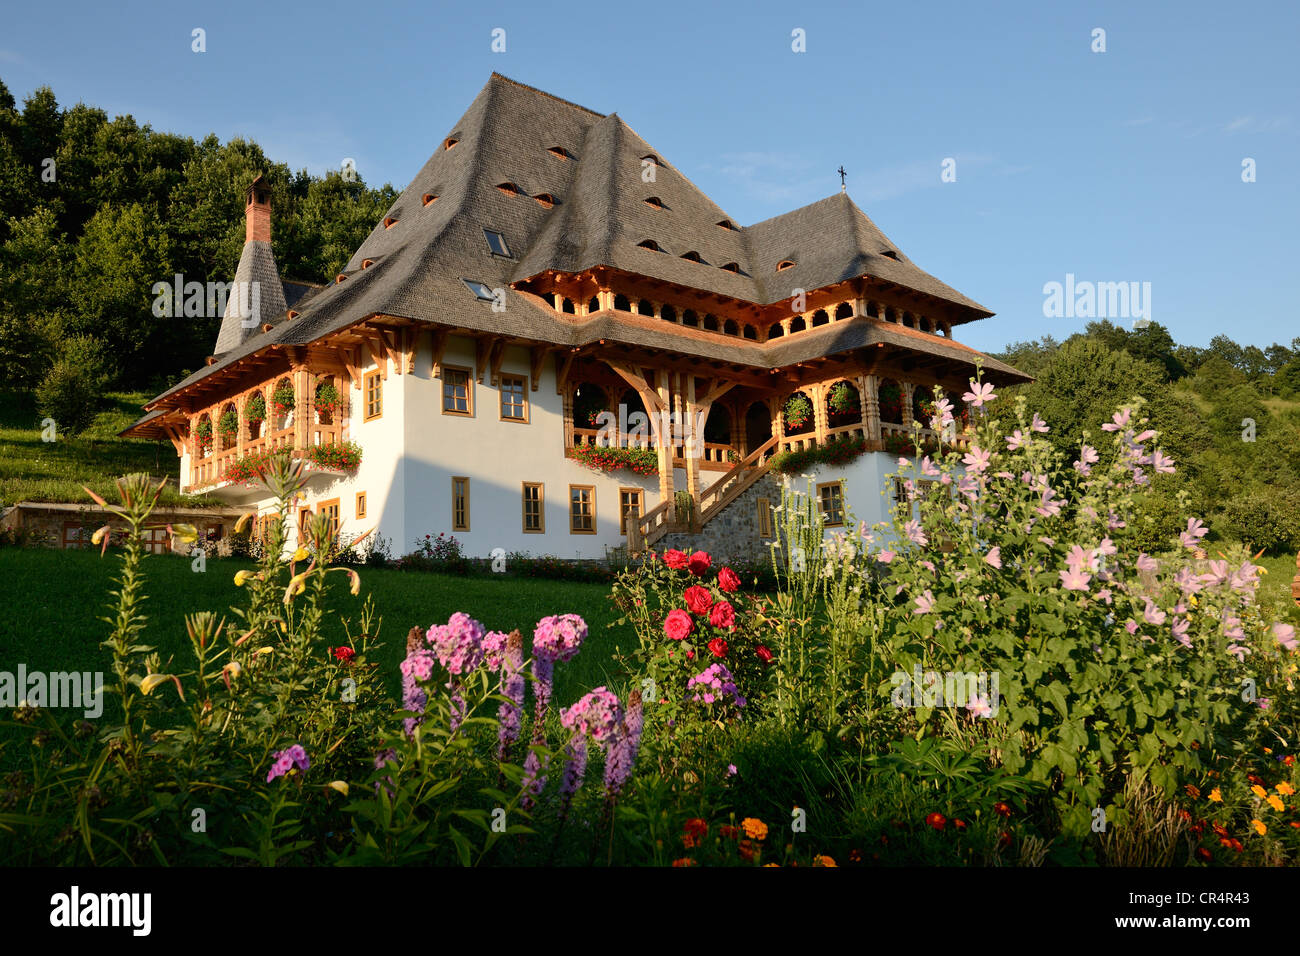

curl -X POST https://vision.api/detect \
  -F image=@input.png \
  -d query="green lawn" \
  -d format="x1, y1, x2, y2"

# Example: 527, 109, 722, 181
0, 389, 220, 508
0, 547, 632, 758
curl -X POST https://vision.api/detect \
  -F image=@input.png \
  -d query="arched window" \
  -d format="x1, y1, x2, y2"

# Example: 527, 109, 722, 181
811, 309, 829, 327
547, 146, 570, 160
885, 307, 897, 324
383, 217, 398, 229
614, 294, 631, 312
826, 380, 862, 427
660, 305, 677, 322
643, 196, 665, 209
721, 262, 741, 273
767, 322, 784, 339
534, 193, 556, 209
783, 391, 814, 437
543, 292, 557, 309
443, 137, 458, 151
702, 314, 719, 332
777, 259, 795, 271
835, 302, 853, 320
636, 299, 654, 316
913, 385, 933, 425
636, 239, 661, 251
716, 219, 737, 231
217, 403, 238, 452
742, 325, 757, 340
587, 296, 600, 314
361, 258, 375, 269
680, 250, 706, 264
422, 193, 439, 206
682, 309, 699, 327
496, 182, 521, 197
789, 315, 806, 333
877, 378, 903, 426
723, 319, 739, 336
561, 298, 576, 315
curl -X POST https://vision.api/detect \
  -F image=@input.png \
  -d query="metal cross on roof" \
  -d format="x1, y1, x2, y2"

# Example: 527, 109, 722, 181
837, 165, 847, 191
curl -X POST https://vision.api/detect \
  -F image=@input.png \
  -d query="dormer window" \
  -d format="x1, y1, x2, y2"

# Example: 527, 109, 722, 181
641, 154, 659, 167
361, 259, 375, 269
422, 193, 439, 206
443, 137, 459, 151
336, 274, 348, 284
484, 229, 512, 258
777, 259, 795, 271
881, 250, 900, 261
643, 196, 666, 210
721, 262, 741, 273
496, 182, 521, 197
680, 250, 706, 264
383, 216, 399, 229
286, 310, 299, 320
462, 279, 497, 302
534, 193, 556, 209
716, 219, 737, 231
547, 146, 570, 160
637, 239, 661, 252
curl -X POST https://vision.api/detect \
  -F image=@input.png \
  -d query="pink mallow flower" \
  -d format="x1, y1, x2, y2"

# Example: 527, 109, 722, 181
1059, 568, 1091, 592
1179, 518, 1208, 550
1274, 623, 1298, 651
962, 445, 992, 474
1030, 412, 1049, 433
962, 380, 996, 407
1101, 408, 1133, 432
984, 547, 1002, 570
1073, 444, 1099, 475
914, 590, 936, 614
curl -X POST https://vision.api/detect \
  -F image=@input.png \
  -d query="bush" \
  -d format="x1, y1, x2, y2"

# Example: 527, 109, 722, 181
1218, 489, 1300, 555
35, 335, 110, 437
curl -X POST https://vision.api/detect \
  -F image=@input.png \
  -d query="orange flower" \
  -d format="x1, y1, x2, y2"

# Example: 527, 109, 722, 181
812, 854, 837, 867
672, 857, 697, 867
682, 818, 708, 849
1267, 795, 1285, 813
992, 801, 1012, 818
1277, 782, 1296, 796
1250, 785, 1267, 799
741, 817, 768, 841
1207, 788, 1223, 803
1212, 822, 1229, 838
719, 825, 739, 840
1285, 756, 1295, 767
1251, 820, 1267, 836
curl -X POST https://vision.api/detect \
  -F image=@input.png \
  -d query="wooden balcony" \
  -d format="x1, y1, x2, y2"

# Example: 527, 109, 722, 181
187, 418, 343, 491
570, 428, 737, 471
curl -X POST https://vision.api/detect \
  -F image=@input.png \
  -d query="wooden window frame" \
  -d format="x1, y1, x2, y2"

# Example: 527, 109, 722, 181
364, 370, 383, 421
298, 506, 313, 539
442, 365, 474, 417
522, 482, 545, 534
499, 373, 529, 423
817, 481, 845, 528
355, 491, 367, 519
317, 498, 341, 539
569, 484, 596, 535
452, 476, 470, 531
756, 496, 773, 539
618, 487, 644, 536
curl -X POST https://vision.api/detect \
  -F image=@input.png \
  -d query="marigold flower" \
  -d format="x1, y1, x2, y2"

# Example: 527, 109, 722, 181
992, 801, 1011, 818
1251, 785, 1267, 799
1251, 820, 1267, 835
682, 818, 708, 849
719, 824, 739, 839
671, 857, 697, 867
1207, 788, 1222, 802
925, 812, 946, 831
1276, 782, 1295, 796
812, 854, 837, 867
1195, 847, 1212, 863
1267, 795, 1285, 813
741, 817, 768, 841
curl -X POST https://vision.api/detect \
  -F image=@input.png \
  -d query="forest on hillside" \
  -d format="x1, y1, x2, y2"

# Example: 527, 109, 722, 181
0, 79, 398, 405
1, 80, 1297, 553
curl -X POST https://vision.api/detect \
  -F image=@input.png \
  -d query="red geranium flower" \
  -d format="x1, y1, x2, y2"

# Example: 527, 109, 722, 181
708, 600, 736, 631
717, 566, 741, 593
707, 637, 728, 658
755, 644, 774, 663
687, 550, 712, 576
332, 646, 355, 663
684, 585, 714, 615
992, 801, 1011, 818
664, 609, 693, 641
925, 812, 946, 831
663, 549, 689, 570
682, 818, 708, 848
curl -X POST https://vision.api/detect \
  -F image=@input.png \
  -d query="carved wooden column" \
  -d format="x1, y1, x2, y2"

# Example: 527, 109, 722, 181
562, 387, 575, 450
684, 375, 701, 513
811, 383, 828, 446
901, 382, 915, 429
861, 373, 881, 446
293, 366, 311, 452
655, 368, 674, 505
236, 393, 247, 458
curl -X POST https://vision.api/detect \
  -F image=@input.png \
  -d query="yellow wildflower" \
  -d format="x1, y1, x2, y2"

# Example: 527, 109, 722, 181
1267, 795, 1285, 812
1277, 782, 1295, 796
741, 817, 768, 841
292, 547, 310, 562
1251, 819, 1267, 835
327, 781, 349, 796
1207, 788, 1223, 802
1251, 785, 1267, 799
234, 569, 253, 587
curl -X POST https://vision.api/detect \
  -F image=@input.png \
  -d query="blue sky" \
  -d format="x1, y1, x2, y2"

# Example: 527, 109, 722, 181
3, 0, 1297, 354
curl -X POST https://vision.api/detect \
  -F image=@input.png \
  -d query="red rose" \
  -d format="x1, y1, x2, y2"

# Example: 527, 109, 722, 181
755, 644, 774, 663
663, 549, 689, 570
687, 550, 712, 576
332, 646, 355, 663
707, 637, 728, 658
664, 608, 693, 641
717, 566, 741, 593
708, 600, 736, 631
684, 585, 714, 615
925, 812, 946, 831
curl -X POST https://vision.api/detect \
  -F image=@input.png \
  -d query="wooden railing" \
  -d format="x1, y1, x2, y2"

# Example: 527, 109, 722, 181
571, 427, 652, 450
188, 418, 344, 490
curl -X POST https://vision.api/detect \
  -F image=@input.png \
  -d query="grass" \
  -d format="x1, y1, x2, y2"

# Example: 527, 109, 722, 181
0, 389, 220, 508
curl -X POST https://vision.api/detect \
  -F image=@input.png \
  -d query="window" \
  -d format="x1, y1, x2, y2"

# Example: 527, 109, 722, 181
522, 482, 544, 533
680, 251, 705, 263
534, 193, 556, 209
383, 216, 398, 229
619, 488, 644, 536
318, 498, 341, 539
636, 239, 661, 251
643, 196, 665, 209
462, 279, 497, 302
364, 371, 382, 421
298, 506, 313, 540
495, 182, 521, 196
442, 367, 472, 416
721, 262, 741, 273
717, 219, 737, 231
422, 193, 439, 206
756, 497, 773, 539
881, 250, 900, 261
500, 374, 528, 422
355, 492, 367, 519
777, 259, 795, 271
452, 477, 470, 531
817, 481, 845, 527
484, 229, 512, 257
443, 137, 459, 150
547, 145, 570, 160
569, 485, 595, 534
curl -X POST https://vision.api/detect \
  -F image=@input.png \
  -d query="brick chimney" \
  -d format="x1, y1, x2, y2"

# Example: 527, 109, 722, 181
245, 174, 271, 243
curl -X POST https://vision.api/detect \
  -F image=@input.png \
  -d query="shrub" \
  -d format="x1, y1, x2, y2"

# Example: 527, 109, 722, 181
769, 435, 870, 474
35, 335, 110, 437
1218, 489, 1300, 555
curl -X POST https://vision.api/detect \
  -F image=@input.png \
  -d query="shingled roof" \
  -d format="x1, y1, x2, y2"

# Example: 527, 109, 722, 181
136, 73, 1017, 416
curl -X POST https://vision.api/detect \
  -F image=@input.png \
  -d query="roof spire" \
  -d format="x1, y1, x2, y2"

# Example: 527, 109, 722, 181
837, 165, 846, 193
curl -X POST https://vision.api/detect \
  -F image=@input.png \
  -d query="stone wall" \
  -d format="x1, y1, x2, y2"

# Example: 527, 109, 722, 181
656, 473, 782, 565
